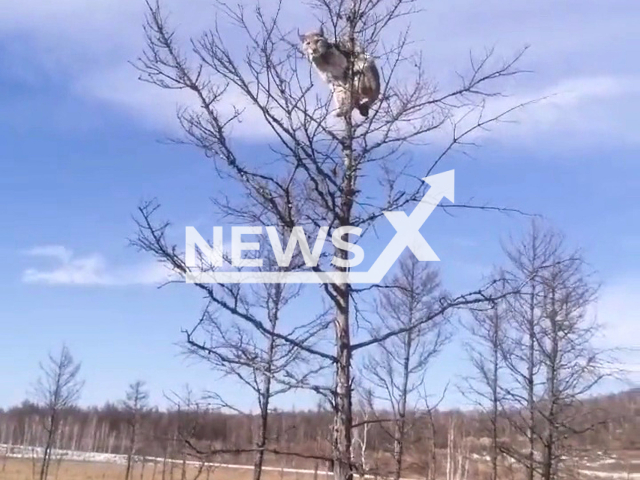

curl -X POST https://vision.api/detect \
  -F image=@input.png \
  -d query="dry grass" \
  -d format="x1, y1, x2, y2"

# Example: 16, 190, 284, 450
3, 453, 640, 480
0, 458, 324, 480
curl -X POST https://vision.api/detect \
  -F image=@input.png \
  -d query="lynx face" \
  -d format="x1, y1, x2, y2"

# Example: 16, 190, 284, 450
299, 31, 331, 60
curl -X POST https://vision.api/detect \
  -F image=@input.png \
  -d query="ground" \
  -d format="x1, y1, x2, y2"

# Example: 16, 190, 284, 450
0, 458, 322, 480
2, 451, 640, 480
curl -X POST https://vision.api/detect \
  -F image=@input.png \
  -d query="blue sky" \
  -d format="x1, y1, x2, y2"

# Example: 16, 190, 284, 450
0, 0, 639, 411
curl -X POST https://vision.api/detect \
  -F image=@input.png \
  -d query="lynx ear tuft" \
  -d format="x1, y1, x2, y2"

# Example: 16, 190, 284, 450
319, 25, 325, 37
298, 29, 305, 42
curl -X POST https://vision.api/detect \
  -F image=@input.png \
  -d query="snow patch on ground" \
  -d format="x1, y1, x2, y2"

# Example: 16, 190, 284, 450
0, 444, 390, 479
579, 470, 640, 479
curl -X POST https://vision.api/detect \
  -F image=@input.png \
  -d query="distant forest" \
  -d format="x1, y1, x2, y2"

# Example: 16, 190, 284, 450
1, 389, 638, 473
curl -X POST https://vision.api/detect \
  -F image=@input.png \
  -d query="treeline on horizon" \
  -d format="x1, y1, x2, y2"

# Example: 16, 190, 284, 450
1, 389, 638, 470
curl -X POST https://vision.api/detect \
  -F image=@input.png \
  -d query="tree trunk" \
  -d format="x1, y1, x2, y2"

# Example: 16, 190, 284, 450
39, 441, 52, 480
394, 330, 413, 480
125, 422, 137, 480
253, 332, 275, 480
490, 310, 500, 480
333, 11, 358, 477
335, 283, 353, 480
161, 445, 168, 480
526, 289, 536, 480
542, 306, 559, 480
126, 452, 134, 480
39, 412, 56, 480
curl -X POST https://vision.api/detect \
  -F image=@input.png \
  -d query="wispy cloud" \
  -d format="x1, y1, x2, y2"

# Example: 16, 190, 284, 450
445, 74, 640, 146
22, 245, 178, 286
3, 0, 639, 145
24, 245, 74, 263
75, 66, 280, 139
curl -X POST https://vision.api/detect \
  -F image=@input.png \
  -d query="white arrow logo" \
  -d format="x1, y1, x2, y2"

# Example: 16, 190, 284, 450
186, 170, 454, 284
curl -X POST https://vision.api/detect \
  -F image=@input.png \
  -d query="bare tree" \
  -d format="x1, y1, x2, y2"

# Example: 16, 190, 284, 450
499, 222, 610, 480
421, 394, 440, 480
33, 345, 84, 480
133, 1, 529, 479
122, 380, 150, 480
462, 295, 506, 480
445, 416, 470, 480
183, 271, 328, 480
499, 223, 561, 480
535, 242, 604, 480
166, 384, 221, 480
351, 388, 374, 476
363, 255, 449, 480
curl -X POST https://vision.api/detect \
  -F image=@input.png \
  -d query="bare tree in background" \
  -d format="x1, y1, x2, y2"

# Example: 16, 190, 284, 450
351, 388, 374, 476
499, 222, 610, 480
133, 0, 530, 478
167, 385, 213, 480
363, 255, 449, 480
445, 416, 470, 480
499, 223, 560, 480
421, 394, 440, 480
535, 241, 604, 480
33, 345, 84, 480
183, 271, 329, 480
462, 294, 507, 480
122, 380, 150, 480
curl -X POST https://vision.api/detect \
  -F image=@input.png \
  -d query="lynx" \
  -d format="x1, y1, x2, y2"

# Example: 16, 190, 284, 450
300, 28, 380, 118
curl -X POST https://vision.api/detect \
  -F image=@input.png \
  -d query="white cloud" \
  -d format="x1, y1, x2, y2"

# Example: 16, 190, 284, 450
75, 65, 281, 139
2, 0, 639, 145
24, 245, 74, 263
72, 23, 640, 146
22, 245, 178, 286
78, 59, 640, 146
462, 75, 640, 145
